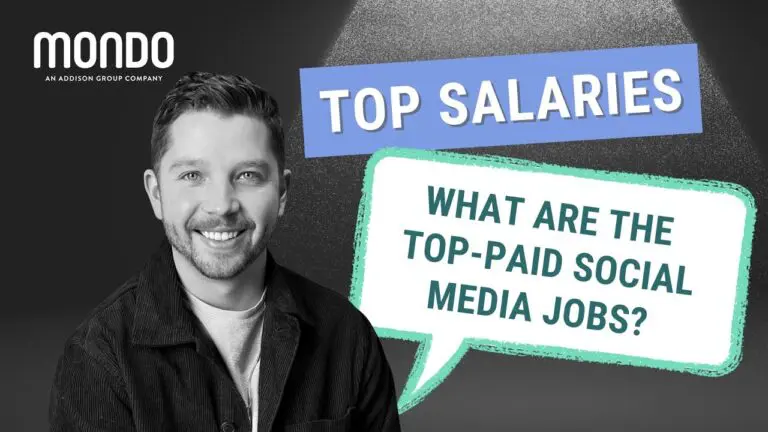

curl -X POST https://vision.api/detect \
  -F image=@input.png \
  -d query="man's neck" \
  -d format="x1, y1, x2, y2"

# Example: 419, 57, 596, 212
172, 249, 267, 311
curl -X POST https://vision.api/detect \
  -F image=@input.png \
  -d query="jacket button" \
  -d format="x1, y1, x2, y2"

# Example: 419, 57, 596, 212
220, 421, 235, 432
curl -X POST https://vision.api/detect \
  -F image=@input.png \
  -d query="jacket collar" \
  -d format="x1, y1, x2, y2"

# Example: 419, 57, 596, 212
131, 239, 313, 346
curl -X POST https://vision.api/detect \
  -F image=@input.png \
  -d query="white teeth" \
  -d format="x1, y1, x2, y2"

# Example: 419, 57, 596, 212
202, 231, 239, 241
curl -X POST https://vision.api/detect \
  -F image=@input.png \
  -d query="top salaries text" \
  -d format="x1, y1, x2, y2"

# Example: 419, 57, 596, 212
318, 69, 682, 132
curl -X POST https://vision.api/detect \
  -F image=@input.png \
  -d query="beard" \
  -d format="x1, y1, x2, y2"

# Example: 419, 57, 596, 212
163, 214, 273, 280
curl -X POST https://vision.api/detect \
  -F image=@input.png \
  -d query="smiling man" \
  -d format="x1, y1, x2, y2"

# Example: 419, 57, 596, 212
49, 72, 401, 432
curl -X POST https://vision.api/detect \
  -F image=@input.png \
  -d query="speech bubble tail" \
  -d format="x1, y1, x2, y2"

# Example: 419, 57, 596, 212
397, 335, 467, 413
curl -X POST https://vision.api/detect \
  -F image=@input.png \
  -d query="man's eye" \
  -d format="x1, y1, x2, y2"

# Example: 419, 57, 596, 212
238, 171, 264, 182
180, 172, 201, 181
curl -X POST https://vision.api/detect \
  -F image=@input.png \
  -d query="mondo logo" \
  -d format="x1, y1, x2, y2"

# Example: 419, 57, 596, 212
34, 31, 174, 69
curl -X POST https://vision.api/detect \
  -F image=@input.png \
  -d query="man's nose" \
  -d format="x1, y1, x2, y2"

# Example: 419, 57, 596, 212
201, 180, 240, 215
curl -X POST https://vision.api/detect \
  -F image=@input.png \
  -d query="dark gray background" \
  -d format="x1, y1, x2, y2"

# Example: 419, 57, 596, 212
3, 0, 766, 430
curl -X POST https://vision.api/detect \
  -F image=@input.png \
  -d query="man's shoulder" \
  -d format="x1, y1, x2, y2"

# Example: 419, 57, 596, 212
277, 265, 374, 334
62, 275, 140, 358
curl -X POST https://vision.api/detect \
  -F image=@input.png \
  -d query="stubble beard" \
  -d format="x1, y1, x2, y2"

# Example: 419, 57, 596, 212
163, 220, 272, 280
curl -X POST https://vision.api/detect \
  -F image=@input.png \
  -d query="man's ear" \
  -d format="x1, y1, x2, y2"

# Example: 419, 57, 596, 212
278, 169, 292, 217
143, 169, 163, 220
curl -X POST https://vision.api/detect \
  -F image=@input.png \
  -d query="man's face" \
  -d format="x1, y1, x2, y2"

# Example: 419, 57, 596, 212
144, 110, 289, 280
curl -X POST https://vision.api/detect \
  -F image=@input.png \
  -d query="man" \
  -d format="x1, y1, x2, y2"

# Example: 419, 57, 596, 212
49, 72, 402, 431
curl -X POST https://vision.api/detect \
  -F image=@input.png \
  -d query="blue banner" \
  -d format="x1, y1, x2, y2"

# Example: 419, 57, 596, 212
299, 44, 701, 158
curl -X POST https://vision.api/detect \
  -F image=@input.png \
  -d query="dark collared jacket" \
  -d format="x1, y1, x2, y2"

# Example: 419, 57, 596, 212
49, 241, 401, 432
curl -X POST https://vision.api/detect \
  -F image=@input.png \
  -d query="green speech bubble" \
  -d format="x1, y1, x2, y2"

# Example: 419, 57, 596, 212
349, 147, 756, 413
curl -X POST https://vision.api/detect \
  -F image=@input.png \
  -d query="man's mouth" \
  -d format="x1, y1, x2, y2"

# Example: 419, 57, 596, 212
196, 230, 245, 242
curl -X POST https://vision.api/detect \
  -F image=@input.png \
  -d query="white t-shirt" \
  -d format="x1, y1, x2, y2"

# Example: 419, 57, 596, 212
184, 288, 266, 432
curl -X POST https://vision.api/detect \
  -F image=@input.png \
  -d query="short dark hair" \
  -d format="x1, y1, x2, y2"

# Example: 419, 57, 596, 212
150, 71, 285, 173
